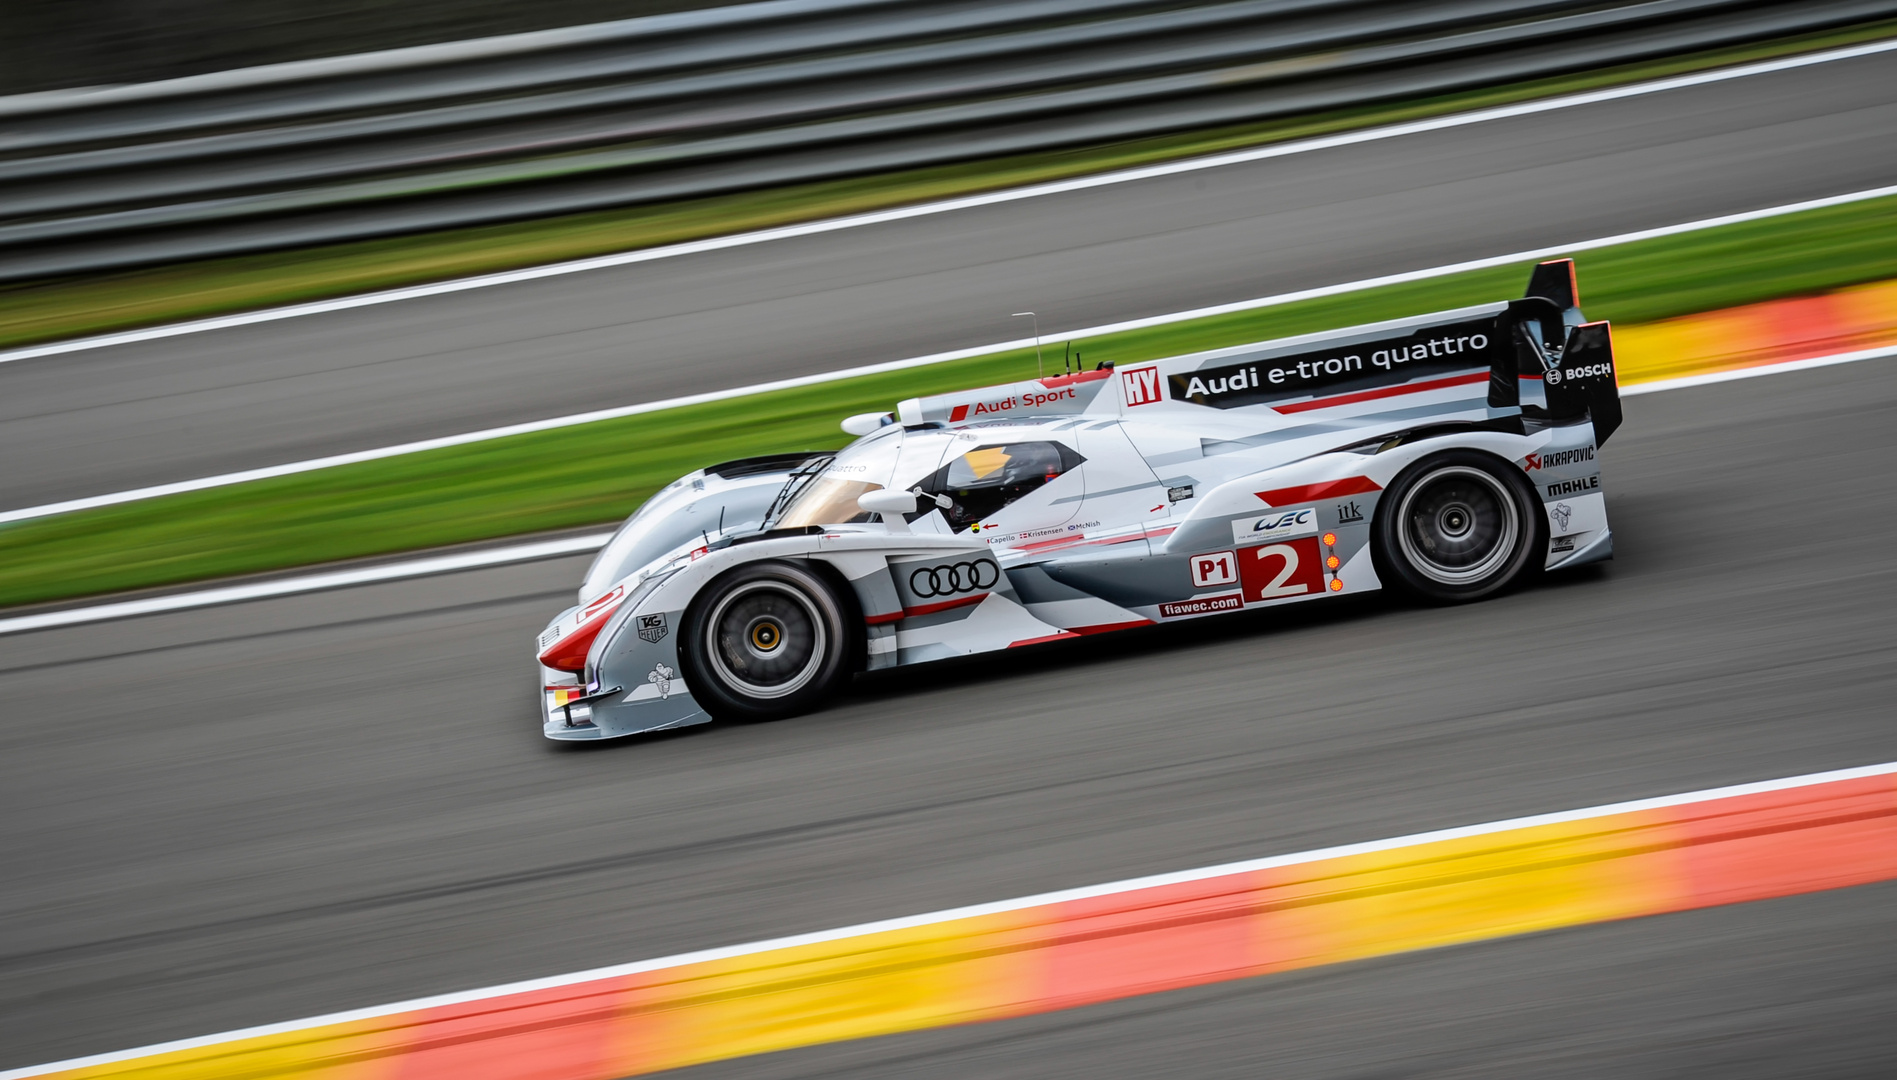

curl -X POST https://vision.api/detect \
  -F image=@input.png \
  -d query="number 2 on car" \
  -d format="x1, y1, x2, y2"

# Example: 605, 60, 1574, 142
1238, 537, 1325, 602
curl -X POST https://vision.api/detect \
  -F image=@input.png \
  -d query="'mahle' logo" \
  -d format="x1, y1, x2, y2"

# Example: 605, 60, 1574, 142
1122, 367, 1162, 406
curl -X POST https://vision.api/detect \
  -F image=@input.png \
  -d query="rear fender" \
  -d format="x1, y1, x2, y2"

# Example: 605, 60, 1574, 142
1161, 432, 1549, 587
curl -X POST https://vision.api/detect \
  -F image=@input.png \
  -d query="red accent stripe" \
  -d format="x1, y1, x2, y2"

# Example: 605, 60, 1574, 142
949, 404, 970, 422
1039, 369, 1112, 388
863, 611, 905, 626
1064, 619, 1155, 635
1255, 476, 1382, 507
1078, 533, 1147, 548
1008, 632, 1079, 648
1272, 370, 1488, 414
536, 600, 625, 673
901, 593, 988, 618
1542, 257, 1580, 307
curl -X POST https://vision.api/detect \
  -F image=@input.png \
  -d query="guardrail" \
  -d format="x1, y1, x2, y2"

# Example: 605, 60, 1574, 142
1, 0, 1892, 282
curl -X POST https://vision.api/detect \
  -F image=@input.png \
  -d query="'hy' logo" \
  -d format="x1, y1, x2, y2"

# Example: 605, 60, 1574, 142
1122, 367, 1163, 407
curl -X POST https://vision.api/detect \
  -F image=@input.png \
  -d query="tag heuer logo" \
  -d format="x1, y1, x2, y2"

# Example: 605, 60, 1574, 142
637, 613, 668, 643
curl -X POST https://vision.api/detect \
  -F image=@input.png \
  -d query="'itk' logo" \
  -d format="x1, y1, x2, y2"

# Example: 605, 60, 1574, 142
1122, 367, 1162, 406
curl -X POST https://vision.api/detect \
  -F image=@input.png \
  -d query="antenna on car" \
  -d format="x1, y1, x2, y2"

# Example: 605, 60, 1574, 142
1012, 312, 1042, 378
1062, 340, 1072, 375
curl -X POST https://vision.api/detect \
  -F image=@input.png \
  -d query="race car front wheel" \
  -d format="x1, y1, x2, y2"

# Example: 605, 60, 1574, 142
1373, 450, 1544, 604
680, 560, 855, 720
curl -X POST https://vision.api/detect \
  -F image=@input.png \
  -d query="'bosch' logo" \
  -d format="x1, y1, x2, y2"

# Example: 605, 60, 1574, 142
908, 560, 1000, 597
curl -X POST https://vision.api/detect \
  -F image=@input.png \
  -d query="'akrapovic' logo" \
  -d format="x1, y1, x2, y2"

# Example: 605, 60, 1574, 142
1524, 446, 1595, 470
908, 560, 1000, 598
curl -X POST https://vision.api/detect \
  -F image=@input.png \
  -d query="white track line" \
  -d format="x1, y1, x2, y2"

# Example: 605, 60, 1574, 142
1619, 343, 1897, 395
2, 342, 1890, 636
6, 756, 1893, 1080
0, 533, 611, 636
3, 35, 1894, 371
7, 181, 1897, 529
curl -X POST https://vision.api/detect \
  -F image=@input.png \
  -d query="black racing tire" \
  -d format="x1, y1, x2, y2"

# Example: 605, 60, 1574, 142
678, 560, 855, 721
1371, 449, 1545, 604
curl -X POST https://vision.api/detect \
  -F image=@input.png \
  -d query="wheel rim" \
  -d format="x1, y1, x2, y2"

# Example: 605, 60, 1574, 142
704, 581, 827, 699
1395, 466, 1520, 586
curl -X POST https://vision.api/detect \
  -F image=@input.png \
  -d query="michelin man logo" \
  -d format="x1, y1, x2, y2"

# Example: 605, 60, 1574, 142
1550, 502, 1573, 533
647, 663, 674, 699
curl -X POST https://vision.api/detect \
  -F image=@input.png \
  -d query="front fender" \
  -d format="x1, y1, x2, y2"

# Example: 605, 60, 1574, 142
585, 602, 711, 737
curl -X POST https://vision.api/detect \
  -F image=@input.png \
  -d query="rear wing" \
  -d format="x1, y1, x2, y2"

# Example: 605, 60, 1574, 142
1519, 258, 1622, 445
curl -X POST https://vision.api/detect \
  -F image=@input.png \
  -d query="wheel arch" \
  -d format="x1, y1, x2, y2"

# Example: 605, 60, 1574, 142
1369, 446, 1546, 603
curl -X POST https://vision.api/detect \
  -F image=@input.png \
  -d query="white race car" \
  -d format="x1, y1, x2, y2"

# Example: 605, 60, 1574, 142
537, 260, 1619, 739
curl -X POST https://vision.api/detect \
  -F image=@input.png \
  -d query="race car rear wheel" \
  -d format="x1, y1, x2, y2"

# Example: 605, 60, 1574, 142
680, 560, 854, 720
1373, 450, 1544, 604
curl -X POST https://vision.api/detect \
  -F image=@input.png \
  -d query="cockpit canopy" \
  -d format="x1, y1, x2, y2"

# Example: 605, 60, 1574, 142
771, 424, 1083, 533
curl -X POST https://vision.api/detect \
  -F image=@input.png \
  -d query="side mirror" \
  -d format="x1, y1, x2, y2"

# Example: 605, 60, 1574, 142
856, 489, 918, 515
840, 412, 892, 436
857, 488, 916, 534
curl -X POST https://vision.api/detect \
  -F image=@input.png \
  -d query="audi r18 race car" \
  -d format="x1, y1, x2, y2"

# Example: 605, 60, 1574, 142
537, 260, 1621, 740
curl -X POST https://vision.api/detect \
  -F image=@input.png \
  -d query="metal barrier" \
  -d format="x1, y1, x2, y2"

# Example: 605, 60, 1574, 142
0, 0, 1891, 281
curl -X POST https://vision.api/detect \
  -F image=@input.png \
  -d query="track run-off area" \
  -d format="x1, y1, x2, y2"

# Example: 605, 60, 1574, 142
3, 39, 1897, 1080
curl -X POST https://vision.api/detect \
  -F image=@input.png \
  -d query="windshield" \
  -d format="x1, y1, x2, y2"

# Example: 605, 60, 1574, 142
774, 477, 882, 528
767, 425, 944, 529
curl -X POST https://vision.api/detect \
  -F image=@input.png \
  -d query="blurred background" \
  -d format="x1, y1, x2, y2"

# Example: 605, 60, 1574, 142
1, 0, 717, 93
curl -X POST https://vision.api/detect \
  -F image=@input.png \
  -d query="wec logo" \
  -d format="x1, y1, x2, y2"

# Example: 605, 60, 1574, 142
1231, 506, 1318, 544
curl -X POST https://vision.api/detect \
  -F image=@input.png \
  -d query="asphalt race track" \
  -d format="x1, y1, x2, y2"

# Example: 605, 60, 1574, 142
4, 49, 1897, 511
4, 357, 1897, 1074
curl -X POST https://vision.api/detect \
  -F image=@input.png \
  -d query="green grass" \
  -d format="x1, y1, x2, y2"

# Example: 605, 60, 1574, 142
4, 191, 1896, 609
2, 17, 1894, 353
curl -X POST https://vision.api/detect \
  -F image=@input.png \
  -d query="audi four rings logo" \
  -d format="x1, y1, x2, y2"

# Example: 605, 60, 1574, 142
909, 560, 1000, 597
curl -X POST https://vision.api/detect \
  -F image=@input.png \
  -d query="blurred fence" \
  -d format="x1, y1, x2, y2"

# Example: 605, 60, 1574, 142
1, 0, 1893, 282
